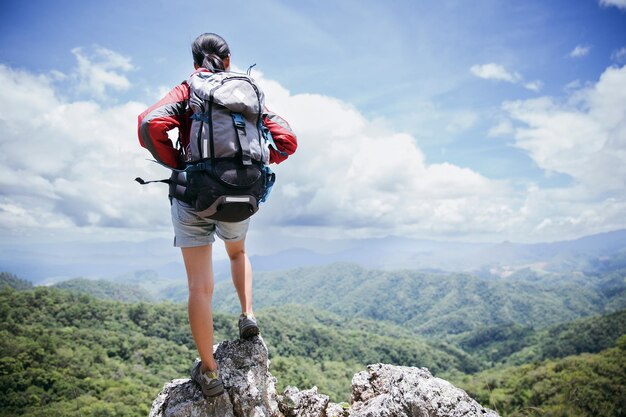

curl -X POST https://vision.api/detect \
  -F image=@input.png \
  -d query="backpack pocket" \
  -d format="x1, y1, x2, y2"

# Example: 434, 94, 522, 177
211, 160, 262, 188
185, 160, 268, 222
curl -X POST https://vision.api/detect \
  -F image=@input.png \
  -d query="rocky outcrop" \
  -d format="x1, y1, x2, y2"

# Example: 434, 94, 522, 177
350, 364, 499, 417
149, 336, 280, 417
149, 336, 499, 417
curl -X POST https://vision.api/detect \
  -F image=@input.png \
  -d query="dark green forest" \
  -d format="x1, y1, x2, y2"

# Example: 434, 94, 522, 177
457, 338, 626, 417
1, 266, 625, 416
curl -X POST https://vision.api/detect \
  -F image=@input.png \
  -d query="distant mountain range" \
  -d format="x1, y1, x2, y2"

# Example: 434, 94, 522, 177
2, 229, 626, 285
250, 228, 626, 274
25, 258, 625, 338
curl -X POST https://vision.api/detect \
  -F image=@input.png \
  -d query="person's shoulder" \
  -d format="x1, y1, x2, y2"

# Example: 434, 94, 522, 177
167, 82, 190, 102
264, 108, 294, 131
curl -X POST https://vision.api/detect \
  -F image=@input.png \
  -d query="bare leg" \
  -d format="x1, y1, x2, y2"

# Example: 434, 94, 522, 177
181, 245, 218, 372
225, 239, 253, 315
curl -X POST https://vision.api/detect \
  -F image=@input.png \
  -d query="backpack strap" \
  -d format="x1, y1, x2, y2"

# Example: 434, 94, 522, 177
230, 112, 253, 166
262, 124, 288, 157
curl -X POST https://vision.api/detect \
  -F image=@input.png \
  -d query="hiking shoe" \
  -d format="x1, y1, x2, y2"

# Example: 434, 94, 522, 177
239, 313, 259, 340
190, 360, 224, 398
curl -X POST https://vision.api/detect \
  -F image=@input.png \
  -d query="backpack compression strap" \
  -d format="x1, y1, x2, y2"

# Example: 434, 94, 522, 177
230, 112, 253, 166
135, 177, 170, 185
134, 159, 228, 187
134, 158, 182, 186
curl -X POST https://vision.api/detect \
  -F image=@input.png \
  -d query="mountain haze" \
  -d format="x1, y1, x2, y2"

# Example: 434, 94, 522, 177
3, 229, 626, 285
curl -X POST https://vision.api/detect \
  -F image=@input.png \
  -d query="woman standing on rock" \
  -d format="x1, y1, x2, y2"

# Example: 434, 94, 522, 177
137, 33, 297, 397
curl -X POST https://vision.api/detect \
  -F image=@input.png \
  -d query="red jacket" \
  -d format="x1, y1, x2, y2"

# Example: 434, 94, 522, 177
137, 72, 297, 168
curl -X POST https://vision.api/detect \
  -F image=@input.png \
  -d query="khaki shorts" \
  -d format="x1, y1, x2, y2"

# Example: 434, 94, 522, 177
170, 198, 250, 247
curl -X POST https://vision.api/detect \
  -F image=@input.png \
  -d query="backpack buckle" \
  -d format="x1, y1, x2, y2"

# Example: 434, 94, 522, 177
231, 112, 246, 129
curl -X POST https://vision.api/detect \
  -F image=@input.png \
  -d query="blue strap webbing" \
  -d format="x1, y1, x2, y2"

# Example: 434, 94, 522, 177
260, 166, 276, 203
262, 125, 288, 157
191, 113, 210, 123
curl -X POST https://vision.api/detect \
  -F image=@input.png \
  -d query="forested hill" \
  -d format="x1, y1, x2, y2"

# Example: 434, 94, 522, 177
458, 336, 626, 417
212, 263, 626, 335
52, 277, 155, 302
0, 272, 33, 291
2, 267, 625, 416
448, 308, 626, 366
0, 285, 478, 415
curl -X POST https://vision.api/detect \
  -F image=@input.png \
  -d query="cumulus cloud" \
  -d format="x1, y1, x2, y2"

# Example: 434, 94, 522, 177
0, 57, 518, 241
0, 64, 169, 236
471, 63, 542, 92
599, 0, 626, 9
470, 63, 521, 83
71, 46, 134, 99
569, 44, 592, 58
504, 65, 626, 191
499, 65, 626, 237
250, 70, 519, 239
1, 50, 625, 243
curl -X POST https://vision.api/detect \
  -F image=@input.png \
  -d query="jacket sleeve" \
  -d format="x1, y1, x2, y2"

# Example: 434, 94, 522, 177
263, 108, 298, 164
137, 83, 189, 168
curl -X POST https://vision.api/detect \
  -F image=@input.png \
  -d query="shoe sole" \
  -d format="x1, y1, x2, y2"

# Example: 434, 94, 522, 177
240, 323, 260, 340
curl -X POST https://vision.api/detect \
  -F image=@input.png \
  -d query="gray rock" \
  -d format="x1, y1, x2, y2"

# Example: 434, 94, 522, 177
149, 338, 499, 417
148, 378, 235, 417
349, 364, 499, 417
149, 336, 282, 417
278, 386, 329, 417
215, 336, 282, 417
324, 402, 350, 417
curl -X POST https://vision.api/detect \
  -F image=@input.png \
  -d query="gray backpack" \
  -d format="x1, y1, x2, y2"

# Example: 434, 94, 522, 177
186, 71, 270, 164
171, 71, 275, 221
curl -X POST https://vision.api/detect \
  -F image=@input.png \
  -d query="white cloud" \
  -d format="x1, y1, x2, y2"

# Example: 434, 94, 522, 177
501, 65, 626, 237
251, 70, 521, 239
611, 47, 626, 63
0, 64, 169, 236
1, 52, 625, 244
515, 184, 626, 239
487, 120, 514, 137
524, 80, 543, 92
504, 65, 626, 190
564, 79, 582, 92
569, 44, 592, 58
0, 59, 519, 241
71, 46, 134, 99
599, 0, 626, 9
470, 63, 522, 83
471, 63, 542, 93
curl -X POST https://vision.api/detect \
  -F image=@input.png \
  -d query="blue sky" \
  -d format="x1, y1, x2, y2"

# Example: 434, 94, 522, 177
1, 0, 626, 257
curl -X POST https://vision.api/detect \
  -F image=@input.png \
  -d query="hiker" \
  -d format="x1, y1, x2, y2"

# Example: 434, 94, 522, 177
137, 33, 297, 397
